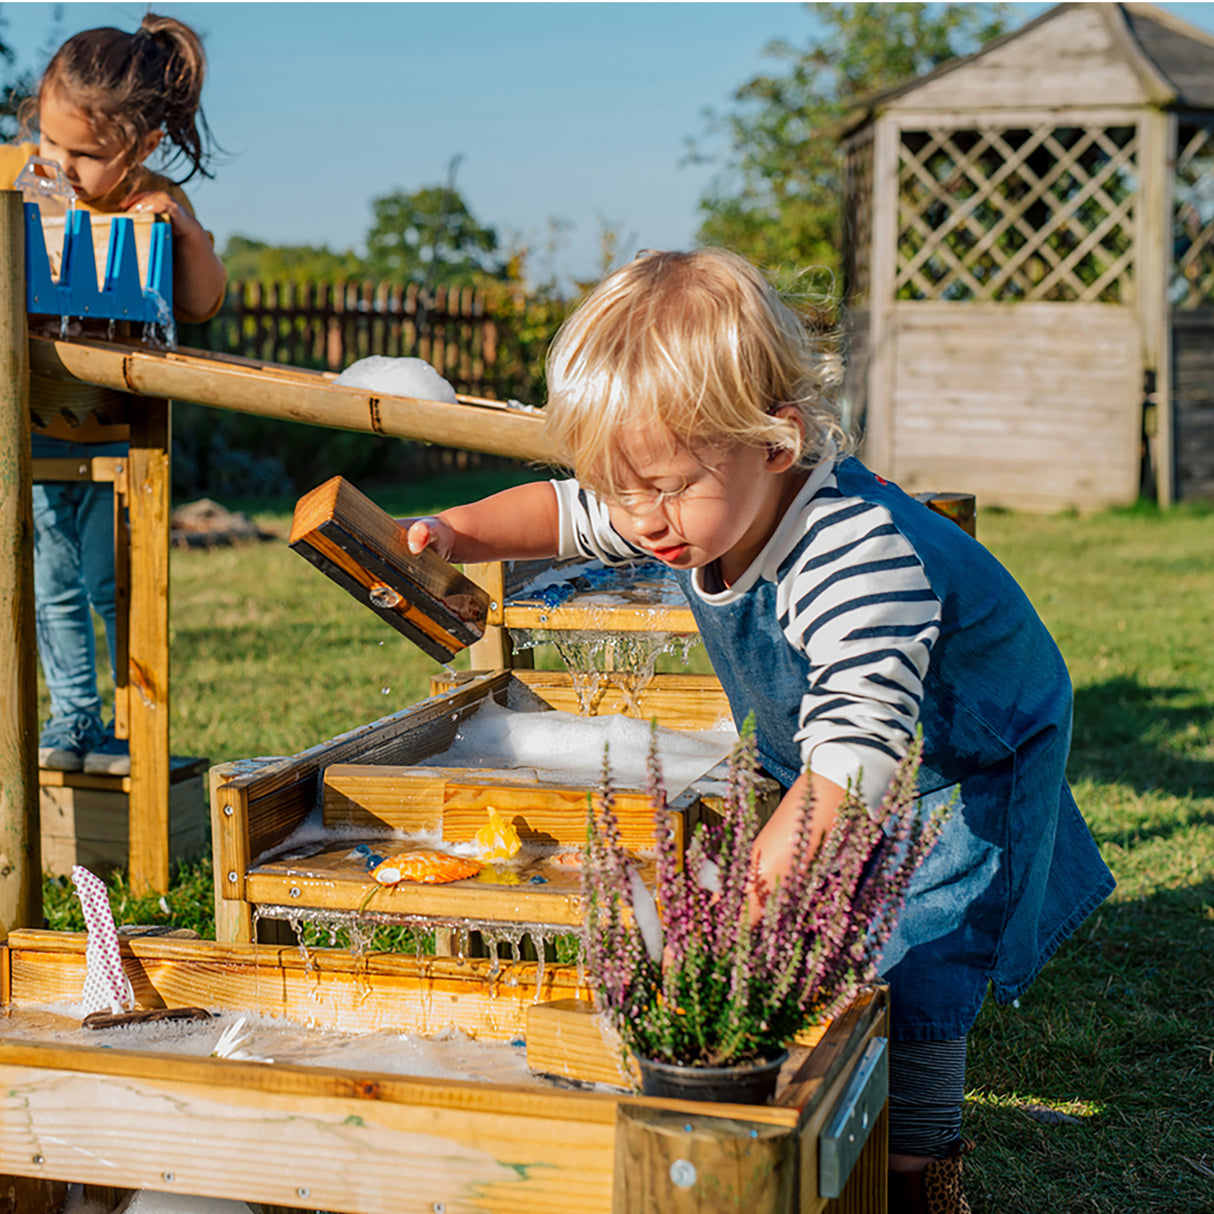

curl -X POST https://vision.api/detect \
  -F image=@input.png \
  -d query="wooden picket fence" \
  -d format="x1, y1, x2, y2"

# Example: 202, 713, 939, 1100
186, 280, 545, 402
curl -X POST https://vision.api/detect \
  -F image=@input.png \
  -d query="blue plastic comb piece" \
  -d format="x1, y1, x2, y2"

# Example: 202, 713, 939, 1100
23, 202, 172, 323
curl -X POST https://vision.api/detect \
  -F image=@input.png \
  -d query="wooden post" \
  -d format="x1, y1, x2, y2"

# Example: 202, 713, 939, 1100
1137, 107, 1176, 505
612, 1104, 797, 1214
0, 190, 42, 938
126, 397, 171, 894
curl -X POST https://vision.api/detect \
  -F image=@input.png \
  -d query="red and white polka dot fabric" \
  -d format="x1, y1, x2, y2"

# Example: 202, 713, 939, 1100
70, 865, 134, 1015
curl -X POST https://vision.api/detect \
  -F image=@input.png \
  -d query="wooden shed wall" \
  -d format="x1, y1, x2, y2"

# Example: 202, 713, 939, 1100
1172, 311, 1214, 500
879, 303, 1140, 512
842, 307, 871, 440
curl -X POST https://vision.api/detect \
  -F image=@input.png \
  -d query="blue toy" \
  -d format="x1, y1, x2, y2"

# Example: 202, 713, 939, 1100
23, 201, 172, 325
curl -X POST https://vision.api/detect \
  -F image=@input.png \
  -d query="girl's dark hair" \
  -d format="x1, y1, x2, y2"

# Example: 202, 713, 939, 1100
20, 13, 217, 183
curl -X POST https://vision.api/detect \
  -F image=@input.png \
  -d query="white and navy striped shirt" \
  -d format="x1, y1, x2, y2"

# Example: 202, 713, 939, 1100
552, 458, 942, 807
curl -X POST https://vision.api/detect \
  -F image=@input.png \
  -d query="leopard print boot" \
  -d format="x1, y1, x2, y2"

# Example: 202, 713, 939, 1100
888, 1139, 974, 1214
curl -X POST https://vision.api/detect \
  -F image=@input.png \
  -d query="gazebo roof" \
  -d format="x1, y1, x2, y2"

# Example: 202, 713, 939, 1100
1123, 3, 1214, 109
842, 3, 1214, 135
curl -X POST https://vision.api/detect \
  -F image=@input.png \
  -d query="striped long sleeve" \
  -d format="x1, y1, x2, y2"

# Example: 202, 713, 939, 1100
777, 486, 940, 806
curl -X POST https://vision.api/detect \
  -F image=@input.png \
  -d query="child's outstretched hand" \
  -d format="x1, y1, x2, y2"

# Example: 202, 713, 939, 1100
403, 516, 456, 562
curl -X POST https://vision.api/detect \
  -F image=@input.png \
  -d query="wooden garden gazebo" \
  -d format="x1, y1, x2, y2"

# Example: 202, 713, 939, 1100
839, 2, 1214, 510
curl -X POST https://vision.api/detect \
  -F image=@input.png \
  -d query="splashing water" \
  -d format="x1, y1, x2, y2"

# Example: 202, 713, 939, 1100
142, 290, 177, 349
512, 629, 698, 717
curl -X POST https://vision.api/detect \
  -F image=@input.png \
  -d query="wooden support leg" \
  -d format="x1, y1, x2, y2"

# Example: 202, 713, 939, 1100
112, 456, 130, 739
612, 1104, 797, 1214
209, 764, 252, 944
463, 559, 533, 671
127, 397, 171, 895
0, 190, 42, 939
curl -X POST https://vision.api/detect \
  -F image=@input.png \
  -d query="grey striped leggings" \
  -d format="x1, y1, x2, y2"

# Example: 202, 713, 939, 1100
888, 1037, 968, 1157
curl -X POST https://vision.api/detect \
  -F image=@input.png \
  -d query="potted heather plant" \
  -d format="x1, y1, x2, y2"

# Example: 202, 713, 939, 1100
582, 722, 948, 1104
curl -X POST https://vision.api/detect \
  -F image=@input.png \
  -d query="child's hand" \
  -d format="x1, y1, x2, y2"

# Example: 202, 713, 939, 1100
120, 188, 227, 323
122, 188, 202, 238
402, 516, 456, 561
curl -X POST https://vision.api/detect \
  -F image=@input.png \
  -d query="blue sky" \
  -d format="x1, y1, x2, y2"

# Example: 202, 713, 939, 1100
4, 1, 1214, 286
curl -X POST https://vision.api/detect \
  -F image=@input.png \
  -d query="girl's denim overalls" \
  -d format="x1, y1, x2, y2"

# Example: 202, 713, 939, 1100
676, 458, 1115, 1041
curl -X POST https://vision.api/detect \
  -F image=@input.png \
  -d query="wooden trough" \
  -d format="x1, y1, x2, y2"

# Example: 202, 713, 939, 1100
211, 667, 756, 945
0, 929, 888, 1213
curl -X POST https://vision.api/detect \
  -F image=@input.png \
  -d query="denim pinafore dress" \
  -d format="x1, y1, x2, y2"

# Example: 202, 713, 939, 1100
675, 458, 1115, 1041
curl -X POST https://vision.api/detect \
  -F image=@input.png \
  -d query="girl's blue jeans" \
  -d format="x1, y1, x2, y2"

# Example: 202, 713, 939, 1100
30, 433, 128, 739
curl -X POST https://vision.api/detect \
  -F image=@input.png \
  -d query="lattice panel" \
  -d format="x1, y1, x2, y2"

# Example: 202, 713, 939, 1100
895, 125, 1138, 304
1172, 121, 1214, 310
844, 129, 874, 304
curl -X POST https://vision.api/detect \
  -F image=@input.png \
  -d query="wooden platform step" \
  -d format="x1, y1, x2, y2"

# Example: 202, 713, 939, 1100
39, 756, 209, 877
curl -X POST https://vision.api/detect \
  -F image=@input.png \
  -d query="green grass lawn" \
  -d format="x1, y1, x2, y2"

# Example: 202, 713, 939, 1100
39, 479, 1213, 1213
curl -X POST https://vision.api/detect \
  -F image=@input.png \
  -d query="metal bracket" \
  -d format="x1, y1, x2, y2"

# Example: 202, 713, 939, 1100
819, 1035, 888, 1199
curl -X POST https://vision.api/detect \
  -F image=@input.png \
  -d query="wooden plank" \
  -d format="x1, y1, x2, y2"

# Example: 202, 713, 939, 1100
111, 455, 129, 739
209, 764, 252, 943
6, 930, 591, 1041
887, 304, 1141, 511
322, 763, 684, 850
28, 335, 558, 463
502, 601, 697, 634
526, 999, 828, 1092
527, 1000, 636, 1088
243, 869, 589, 929
507, 671, 734, 733
27, 455, 124, 482
0, 189, 41, 941
290, 476, 490, 662
0, 1057, 620, 1214
126, 397, 171, 895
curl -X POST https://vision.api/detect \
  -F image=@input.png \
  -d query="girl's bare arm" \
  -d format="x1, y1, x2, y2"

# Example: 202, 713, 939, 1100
123, 188, 228, 322
404, 481, 561, 564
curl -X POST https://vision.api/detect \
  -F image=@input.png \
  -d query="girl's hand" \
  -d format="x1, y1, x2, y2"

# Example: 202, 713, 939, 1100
120, 188, 227, 323
402, 516, 457, 561
122, 188, 199, 236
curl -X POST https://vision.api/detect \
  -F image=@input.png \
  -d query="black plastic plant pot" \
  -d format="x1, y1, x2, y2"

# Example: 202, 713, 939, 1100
636, 1049, 789, 1105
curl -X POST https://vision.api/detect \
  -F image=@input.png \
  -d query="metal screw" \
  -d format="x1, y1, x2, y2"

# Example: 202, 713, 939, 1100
31, 1154, 43, 1165
227, 871, 238, 883
289, 886, 301, 898
433, 1203, 446, 1214
77, 463, 88, 476
162, 1172, 174, 1183
223, 804, 234, 816
489, 601, 499, 611
297, 1187, 310, 1199
669, 1159, 697, 1189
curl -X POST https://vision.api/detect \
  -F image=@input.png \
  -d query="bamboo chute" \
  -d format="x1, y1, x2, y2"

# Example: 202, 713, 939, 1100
29, 335, 558, 465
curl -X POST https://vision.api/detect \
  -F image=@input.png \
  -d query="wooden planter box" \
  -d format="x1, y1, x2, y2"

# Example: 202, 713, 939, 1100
211, 669, 763, 946
0, 930, 888, 1213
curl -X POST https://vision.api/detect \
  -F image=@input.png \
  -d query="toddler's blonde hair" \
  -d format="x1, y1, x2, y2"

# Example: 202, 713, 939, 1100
544, 247, 845, 490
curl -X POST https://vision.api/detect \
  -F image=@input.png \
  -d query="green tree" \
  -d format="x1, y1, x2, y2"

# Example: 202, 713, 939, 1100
220, 234, 364, 283
0, 5, 39, 142
692, 2, 1013, 279
364, 185, 502, 286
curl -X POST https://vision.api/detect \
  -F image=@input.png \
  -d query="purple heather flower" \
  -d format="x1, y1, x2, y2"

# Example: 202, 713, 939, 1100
582, 722, 942, 1069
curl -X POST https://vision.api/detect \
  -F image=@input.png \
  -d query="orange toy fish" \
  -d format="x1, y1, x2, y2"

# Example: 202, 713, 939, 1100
371, 850, 482, 886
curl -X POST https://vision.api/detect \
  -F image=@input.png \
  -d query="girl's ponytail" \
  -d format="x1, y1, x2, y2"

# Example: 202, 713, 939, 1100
26, 12, 218, 184
135, 14, 212, 183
